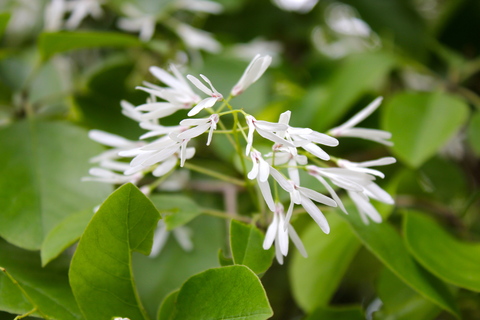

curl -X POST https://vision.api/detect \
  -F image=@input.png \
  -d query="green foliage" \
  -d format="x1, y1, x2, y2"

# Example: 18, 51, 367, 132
0, 121, 111, 250
0, 13, 10, 39
230, 220, 275, 275
150, 194, 202, 230
404, 211, 480, 292
304, 305, 364, 320
383, 92, 469, 168
168, 266, 273, 320
69, 183, 160, 320
468, 111, 480, 157
290, 214, 361, 312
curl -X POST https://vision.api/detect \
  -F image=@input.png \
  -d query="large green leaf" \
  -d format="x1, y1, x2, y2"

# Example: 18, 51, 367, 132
338, 210, 459, 317
69, 183, 160, 320
230, 220, 274, 275
157, 290, 178, 320
289, 214, 362, 312
375, 268, 440, 320
0, 13, 10, 39
150, 194, 202, 230
0, 240, 83, 320
39, 31, 142, 60
305, 306, 364, 320
41, 209, 94, 267
383, 92, 468, 168
171, 266, 273, 320
0, 120, 111, 250
310, 51, 396, 131
467, 111, 480, 157
404, 211, 480, 292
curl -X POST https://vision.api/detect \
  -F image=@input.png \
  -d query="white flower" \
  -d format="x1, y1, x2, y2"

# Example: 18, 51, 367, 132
117, 4, 156, 42
272, 0, 319, 13
150, 220, 193, 258
174, 0, 223, 14
231, 54, 272, 96
44, 0, 65, 31
248, 150, 275, 211
83, 167, 143, 184
337, 157, 396, 178
186, 74, 223, 116
245, 115, 294, 156
64, 0, 103, 30
88, 129, 144, 163
266, 145, 307, 185
175, 23, 222, 53
329, 97, 393, 146
263, 203, 307, 265
179, 114, 219, 145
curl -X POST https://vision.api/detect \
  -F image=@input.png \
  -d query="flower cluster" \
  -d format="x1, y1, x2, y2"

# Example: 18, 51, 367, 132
86, 53, 395, 264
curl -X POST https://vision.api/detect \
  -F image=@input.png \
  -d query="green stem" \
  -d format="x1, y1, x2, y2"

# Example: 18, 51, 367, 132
202, 208, 251, 223
183, 162, 245, 187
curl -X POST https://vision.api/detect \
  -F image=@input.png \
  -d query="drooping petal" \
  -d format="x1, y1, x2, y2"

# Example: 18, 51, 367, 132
288, 225, 308, 258
300, 196, 330, 234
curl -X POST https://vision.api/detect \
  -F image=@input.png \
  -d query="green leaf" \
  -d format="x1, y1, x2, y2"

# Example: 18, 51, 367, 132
404, 211, 480, 292
230, 220, 274, 275
0, 120, 111, 250
150, 194, 202, 230
0, 13, 10, 38
69, 183, 160, 320
157, 290, 178, 320
338, 209, 459, 317
375, 268, 440, 320
310, 51, 396, 131
304, 305, 364, 320
0, 240, 83, 320
39, 31, 142, 60
467, 111, 480, 157
383, 92, 468, 168
171, 266, 273, 320
41, 209, 94, 267
218, 249, 234, 267
290, 214, 362, 312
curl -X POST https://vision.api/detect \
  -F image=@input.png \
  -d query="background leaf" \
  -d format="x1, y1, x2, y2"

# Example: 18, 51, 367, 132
0, 120, 111, 250
467, 111, 480, 157
289, 214, 362, 312
404, 211, 480, 292
230, 220, 274, 275
382, 91, 468, 167
150, 194, 202, 230
171, 265, 273, 320
157, 290, 178, 320
0, 240, 83, 320
304, 305, 364, 320
69, 183, 160, 320
0, 13, 10, 39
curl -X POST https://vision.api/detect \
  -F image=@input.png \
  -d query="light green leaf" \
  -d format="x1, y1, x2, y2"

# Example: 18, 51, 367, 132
39, 31, 142, 60
0, 13, 10, 38
0, 240, 83, 320
41, 209, 94, 267
305, 305, 364, 320
230, 220, 274, 275
157, 290, 178, 320
338, 209, 459, 317
310, 51, 396, 131
218, 249, 234, 267
404, 211, 480, 292
150, 194, 202, 230
383, 91, 468, 167
290, 214, 362, 312
69, 183, 160, 320
172, 265, 273, 320
467, 111, 480, 157
375, 268, 440, 320
0, 120, 111, 250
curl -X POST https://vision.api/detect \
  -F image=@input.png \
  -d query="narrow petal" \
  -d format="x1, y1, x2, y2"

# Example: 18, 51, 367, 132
277, 213, 289, 256
313, 175, 347, 214
300, 196, 330, 234
348, 191, 382, 223
89, 130, 134, 147
187, 97, 217, 116
263, 212, 278, 250
334, 97, 383, 130
186, 74, 213, 95
298, 186, 337, 207
258, 178, 276, 212
288, 225, 308, 258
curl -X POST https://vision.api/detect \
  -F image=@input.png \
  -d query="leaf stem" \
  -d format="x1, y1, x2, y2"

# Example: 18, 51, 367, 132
202, 208, 251, 223
183, 162, 246, 187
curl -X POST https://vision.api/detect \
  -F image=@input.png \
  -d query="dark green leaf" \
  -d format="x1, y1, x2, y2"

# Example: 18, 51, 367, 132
375, 268, 440, 320
69, 183, 160, 320
157, 290, 178, 320
290, 214, 361, 312
0, 121, 111, 250
0, 240, 83, 320
39, 32, 142, 60
41, 209, 94, 267
150, 194, 202, 230
172, 266, 273, 320
230, 220, 274, 275
404, 211, 480, 292
305, 305, 364, 320
338, 209, 459, 316
383, 91, 468, 168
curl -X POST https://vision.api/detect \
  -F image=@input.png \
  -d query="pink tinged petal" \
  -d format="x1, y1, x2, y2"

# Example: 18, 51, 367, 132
291, 188, 302, 204
348, 191, 382, 223
269, 167, 292, 192
302, 143, 330, 161
277, 212, 289, 256
298, 186, 337, 207
314, 175, 347, 214
186, 74, 213, 95
334, 96, 383, 130
200, 74, 222, 98
177, 123, 210, 140
284, 200, 295, 230
89, 130, 135, 147
258, 178, 276, 212
263, 212, 278, 250
247, 159, 259, 180
300, 196, 330, 234
258, 157, 270, 182
231, 54, 272, 96
152, 157, 177, 177
246, 116, 255, 155
288, 225, 308, 258
187, 97, 218, 116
